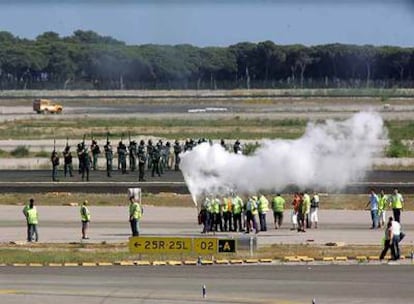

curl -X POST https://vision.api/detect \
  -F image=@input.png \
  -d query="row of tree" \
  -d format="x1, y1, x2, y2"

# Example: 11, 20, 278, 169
1, 30, 414, 90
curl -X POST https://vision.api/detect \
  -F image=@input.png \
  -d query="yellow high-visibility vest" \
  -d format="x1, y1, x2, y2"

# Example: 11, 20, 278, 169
27, 207, 38, 224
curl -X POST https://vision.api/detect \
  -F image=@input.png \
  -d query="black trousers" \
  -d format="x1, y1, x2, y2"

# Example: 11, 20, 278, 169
380, 239, 396, 260
393, 208, 401, 223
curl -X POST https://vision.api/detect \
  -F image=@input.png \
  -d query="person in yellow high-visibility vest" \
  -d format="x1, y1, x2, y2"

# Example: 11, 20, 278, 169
258, 194, 269, 231
390, 188, 404, 223
378, 189, 388, 228
22, 199, 31, 242
245, 196, 258, 234
211, 196, 223, 232
232, 194, 243, 232
302, 191, 311, 229
129, 196, 143, 236
272, 193, 285, 229
80, 200, 91, 239
27, 199, 39, 242
222, 196, 233, 232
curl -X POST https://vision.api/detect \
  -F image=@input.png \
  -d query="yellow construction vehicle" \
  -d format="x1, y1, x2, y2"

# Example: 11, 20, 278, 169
33, 99, 63, 114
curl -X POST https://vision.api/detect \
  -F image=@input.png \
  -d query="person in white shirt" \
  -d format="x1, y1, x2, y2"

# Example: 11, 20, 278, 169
389, 217, 401, 260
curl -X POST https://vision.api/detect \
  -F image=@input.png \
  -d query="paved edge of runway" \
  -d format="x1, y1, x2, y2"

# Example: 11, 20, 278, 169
1, 255, 412, 268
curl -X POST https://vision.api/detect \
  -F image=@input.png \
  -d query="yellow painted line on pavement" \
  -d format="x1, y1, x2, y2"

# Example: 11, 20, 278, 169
322, 257, 334, 262
48, 263, 63, 267
244, 259, 259, 264
215, 259, 229, 264
12, 263, 27, 267
302, 257, 315, 262
201, 260, 214, 265
167, 260, 182, 266
118, 261, 135, 266
81, 262, 97, 267
284, 257, 300, 262
0, 290, 19, 295
356, 256, 367, 261
135, 260, 151, 266
28, 263, 43, 267
368, 256, 379, 261
152, 261, 167, 266
97, 262, 113, 266
259, 258, 273, 263
229, 259, 243, 264
335, 256, 348, 261
64, 263, 79, 267
183, 260, 198, 265
0, 263, 6, 267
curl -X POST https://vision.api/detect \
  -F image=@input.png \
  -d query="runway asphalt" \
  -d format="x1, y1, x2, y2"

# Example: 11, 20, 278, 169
0, 169, 413, 194
1, 265, 413, 304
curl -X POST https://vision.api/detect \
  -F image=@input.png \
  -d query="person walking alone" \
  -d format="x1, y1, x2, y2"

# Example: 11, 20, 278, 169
80, 200, 91, 239
379, 221, 394, 261
129, 196, 143, 237
22, 199, 31, 242
27, 199, 39, 242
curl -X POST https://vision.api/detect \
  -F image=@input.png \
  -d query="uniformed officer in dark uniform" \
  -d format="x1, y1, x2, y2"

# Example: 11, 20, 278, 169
173, 140, 182, 171
79, 145, 90, 181
51, 150, 60, 181
104, 140, 113, 177
138, 150, 146, 181
91, 139, 101, 170
63, 145, 73, 177
157, 140, 165, 174
77, 143, 83, 174
118, 141, 128, 174
151, 145, 161, 177
233, 139, 242, 154
146, 139, 154, 170
128, 140, 137, 172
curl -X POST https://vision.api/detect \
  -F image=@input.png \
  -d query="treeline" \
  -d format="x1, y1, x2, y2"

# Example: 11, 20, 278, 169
1, 30, 414, 90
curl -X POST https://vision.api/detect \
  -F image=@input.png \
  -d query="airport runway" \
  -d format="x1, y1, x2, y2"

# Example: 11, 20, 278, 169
1, 265, 413, 304
0, 169, 412, 194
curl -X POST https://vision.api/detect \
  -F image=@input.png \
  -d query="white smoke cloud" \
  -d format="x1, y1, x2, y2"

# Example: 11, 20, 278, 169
180, 112, 387, 204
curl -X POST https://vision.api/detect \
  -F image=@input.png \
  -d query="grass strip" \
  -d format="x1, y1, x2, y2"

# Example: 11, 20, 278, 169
0, 243, 410, 264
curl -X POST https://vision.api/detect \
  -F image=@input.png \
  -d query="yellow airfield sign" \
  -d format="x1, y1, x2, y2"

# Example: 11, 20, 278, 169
128, 236, 236, 254
193, 238, 217, 254
129, 237, 192, 254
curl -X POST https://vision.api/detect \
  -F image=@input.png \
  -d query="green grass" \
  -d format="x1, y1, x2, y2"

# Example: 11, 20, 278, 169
386, 121, 414, 140
0, 247, 131, 264
0, 243, 410, 264
0, 117, 307, 140
10, 146, 30, 158
386, 139, 414, 158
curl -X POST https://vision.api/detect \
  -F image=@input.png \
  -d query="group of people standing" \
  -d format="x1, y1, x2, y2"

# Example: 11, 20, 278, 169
290, 191, 320, 232
367, 188, 404, 229
199, 192, 316, 234
22, 196, 143, 241
51, 138, 245, 182
366, 187, 406, 261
